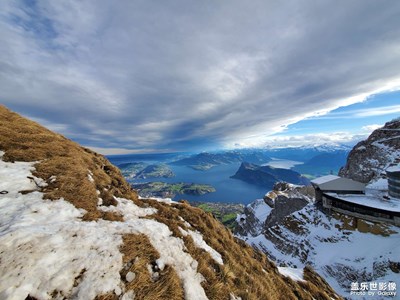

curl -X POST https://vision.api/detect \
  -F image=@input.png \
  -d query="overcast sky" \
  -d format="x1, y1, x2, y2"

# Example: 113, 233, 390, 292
1, 0, 400, 154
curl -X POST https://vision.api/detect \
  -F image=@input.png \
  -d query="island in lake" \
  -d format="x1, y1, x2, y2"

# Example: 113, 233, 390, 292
118, 162, 174, 179
132, 182, 216, 198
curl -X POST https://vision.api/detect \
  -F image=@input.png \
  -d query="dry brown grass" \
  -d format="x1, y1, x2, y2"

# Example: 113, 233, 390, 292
0, 105, 138, 221
1, 105, 341, 299
120, 234, 184, 299
94, 292, 118, 300
143, 200, 342, 300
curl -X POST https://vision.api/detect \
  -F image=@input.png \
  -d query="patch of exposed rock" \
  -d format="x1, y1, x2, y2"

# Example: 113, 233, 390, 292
235, 182, 314, 237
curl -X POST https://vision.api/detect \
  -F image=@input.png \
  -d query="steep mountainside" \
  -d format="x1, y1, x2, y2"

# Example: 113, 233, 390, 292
339, 119, 400, 183
231, 162, 310, 187
0, 106, 340, 300
235, 184, 400, 297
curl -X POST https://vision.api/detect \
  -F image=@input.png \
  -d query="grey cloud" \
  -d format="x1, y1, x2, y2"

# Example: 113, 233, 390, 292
1, 0, 400, 151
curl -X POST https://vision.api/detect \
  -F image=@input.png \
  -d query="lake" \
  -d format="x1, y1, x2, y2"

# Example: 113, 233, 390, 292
107, 154, 297, 205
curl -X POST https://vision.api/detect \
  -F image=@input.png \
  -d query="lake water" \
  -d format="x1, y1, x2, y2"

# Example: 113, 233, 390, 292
107, 154, 297, 205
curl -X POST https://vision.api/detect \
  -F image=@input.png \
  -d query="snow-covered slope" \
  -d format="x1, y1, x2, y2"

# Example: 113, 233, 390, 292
0, 105, 340, 300
235, 183, 400, 298
0, 155, 209, 299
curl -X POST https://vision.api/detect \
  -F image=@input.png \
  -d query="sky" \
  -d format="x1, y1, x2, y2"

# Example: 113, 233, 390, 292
1, 0, 400, 154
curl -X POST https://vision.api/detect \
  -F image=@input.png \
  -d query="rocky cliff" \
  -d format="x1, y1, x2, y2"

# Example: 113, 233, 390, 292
0, 106, 340, 300
235, 183, 400, 297
339, 118, 400, 183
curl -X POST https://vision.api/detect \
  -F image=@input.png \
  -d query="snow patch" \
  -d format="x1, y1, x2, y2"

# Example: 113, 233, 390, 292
88, 170, 95, 183
139, 195, 178, 204
121, 290, 135, 300
251, 199, 272, 221
230, 293, 242, 300
0, 160, 46, 195
179, 227, 224, 265
98, 196, 157, 218
367, 178, 388, 190
179, 216, 192, 228
277, 267, 304, 282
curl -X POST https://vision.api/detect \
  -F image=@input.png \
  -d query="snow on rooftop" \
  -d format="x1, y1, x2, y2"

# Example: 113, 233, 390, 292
387, 165, 400, 172
326, 192, 400, 212
311, 175, 340, 185
367, 178, 388, 190
277, 267, 304, 282
0, 157, 209, 300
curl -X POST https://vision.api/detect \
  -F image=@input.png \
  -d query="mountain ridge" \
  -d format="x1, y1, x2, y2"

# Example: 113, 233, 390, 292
171, 151, 271, 170
339, 119, 400, 183
0, 105, 340, 300
231, 162, 310, 187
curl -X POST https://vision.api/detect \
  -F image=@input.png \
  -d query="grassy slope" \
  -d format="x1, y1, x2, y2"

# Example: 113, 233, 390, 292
0, 105, 341, 300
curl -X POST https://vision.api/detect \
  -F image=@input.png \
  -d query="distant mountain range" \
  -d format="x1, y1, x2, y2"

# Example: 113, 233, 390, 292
231, 162, 310, 187
171, 150, 272, 170
263, 144, 352, 162
292, 151, 349, 177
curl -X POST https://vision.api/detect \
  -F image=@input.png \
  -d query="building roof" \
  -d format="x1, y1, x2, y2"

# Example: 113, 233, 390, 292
311, 175, 365, 192
311, 175, 340, 185
326, 193, 400, 213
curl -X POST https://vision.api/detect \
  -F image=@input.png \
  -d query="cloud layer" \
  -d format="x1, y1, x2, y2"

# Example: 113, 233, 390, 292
1, 0, 400, 152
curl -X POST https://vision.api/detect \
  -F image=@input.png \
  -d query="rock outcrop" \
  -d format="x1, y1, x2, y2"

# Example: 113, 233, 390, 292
235, 182, 314, 237
0, 106, 340, 300
339, 118, 400, 183
231, 162, 310, 187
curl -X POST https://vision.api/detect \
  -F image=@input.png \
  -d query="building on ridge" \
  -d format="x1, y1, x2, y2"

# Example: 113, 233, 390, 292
311, 174, 400, 226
